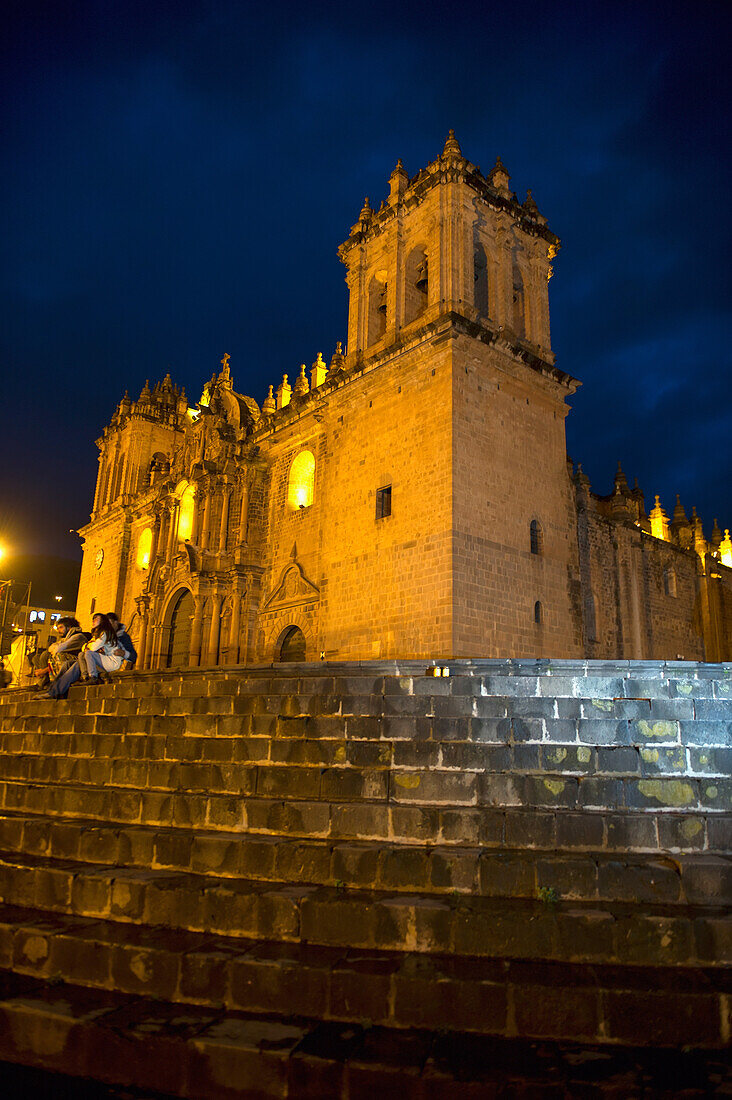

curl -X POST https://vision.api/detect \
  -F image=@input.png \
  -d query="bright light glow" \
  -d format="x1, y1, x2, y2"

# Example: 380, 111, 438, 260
137, 527, 153, 569
649, 496, 668, 541
0, 545, 5, 563
287, 451, 315, 510
187, 407, 201, 421
177, 484, 196, 541
54, 595, 62, 603
720, 530, 732, 568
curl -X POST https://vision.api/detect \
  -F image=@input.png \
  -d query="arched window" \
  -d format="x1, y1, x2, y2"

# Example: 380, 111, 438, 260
279, 625, 306, 662
663, 568, 677, 598
404, 246, 429, 325
534, 601, 543, 625
530, 520, 543, 556
512, 263, 526, 338
136, 527, 153, 569
474, 245, 489, 317
288, 451, 315, 510
367, 273, 387, 346
176, 482, 196, 541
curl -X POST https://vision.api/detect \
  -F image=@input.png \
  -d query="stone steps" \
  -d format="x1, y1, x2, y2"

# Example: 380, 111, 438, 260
0, 659, 730, 1088
0, 849, 728, 968
1, 903, 729, 1050
1, 970, 729, 1099
0, 813, 728, 909
1, 782, 729, 857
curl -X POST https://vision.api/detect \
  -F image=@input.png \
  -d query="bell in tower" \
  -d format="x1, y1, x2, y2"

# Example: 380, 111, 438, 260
415, 258, 428, 293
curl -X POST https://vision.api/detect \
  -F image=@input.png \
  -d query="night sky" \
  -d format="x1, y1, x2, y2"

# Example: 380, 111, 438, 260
2, 0, 730, 562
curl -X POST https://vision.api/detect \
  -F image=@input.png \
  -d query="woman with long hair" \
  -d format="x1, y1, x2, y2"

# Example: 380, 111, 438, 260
79, 613, 129, 682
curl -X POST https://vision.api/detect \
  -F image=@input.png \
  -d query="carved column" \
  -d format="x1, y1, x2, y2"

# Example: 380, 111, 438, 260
189, 595, 204, 667
219, 485, 231, 552
136, 608, 149, 670
228, 594, 241, 664
190, 489, 200, 545
206, 593, 223, 666
238, 481, 249, 545
201, 489, 212, 550
92, 451, 104, 515
166, 501, 179, 560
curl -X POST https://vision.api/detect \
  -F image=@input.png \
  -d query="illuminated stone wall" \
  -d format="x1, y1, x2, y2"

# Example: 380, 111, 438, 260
451, 329, 583, 658
74, 136, 732, 665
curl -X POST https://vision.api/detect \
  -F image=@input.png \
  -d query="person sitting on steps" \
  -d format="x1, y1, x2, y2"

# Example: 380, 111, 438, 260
80, 613, 129, 682
106, 612, 137, 670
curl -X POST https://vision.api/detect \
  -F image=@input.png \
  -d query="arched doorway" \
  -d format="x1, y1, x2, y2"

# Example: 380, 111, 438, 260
278, 625, 306, 662
166, 589, 194, 667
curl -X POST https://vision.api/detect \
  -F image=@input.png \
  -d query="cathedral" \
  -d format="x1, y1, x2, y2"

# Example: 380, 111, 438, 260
76, 133, 732, 668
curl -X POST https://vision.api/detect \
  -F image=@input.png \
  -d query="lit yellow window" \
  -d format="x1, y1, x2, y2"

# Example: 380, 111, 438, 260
177, 482, 196, 541
288, 451, 315, 510
137, 527, 153, 569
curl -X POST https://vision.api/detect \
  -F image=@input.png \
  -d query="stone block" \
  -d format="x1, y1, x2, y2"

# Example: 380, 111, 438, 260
478, 853, 535, 897
681, 857, 732, 905
576, 719, 630, 746
657, 814, 706, 851
477, 773, 525, 808
576, 777, 623, 810
512, 981, 600, 1041
638, 745, 687, 776
331, 802, 388, 840
613, 912, 694, 966
540, 745, 593, 774
429, 848, 479, 892
510, 718, 543, 743
536, 857, 597, 901
598, 859, 682, 904
391, 770, 478, 806
625, 777, 698, 810
229, 947, 329, 1018
688, 745, 732, 774
472, 697, 509, 719
596, 747, 639, 775
698, 778, 732, 810
707, 815, 732, 851
524, 775, 578, 808
679, 720, 732, 746
380, 847, 430, 890
555, 811, 604, 849
381, 716, 431, 742
603, 989, 722, 1046
329, 955, 395, 1023
511, 744, 541, 771
468, 717, 511, 743
321, 767, 389, 803
504, 810, 556, 849
605, 812, 657, 851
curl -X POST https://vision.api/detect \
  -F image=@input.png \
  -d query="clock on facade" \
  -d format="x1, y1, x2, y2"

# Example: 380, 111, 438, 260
95, 549, 104, 570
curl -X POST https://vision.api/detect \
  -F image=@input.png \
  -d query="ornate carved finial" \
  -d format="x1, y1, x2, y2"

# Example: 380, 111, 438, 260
442, 129, 462, 157
614, 460, 629, 494
336, 341, 343, 355
220, 352, 231, 375
523, 189, 540, 216
294, 363, 310, 397
359, 196, 372, 222
262, 385, 275, 415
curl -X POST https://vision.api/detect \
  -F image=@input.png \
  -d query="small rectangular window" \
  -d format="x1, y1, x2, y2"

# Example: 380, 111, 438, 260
376, 485, 392, 520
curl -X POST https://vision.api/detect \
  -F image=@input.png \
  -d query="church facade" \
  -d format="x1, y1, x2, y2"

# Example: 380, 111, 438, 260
76, 133, 732, 668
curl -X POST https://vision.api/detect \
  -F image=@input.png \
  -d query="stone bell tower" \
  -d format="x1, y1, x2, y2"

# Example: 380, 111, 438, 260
339, 130, 556, 361
337, 132, 582, 658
